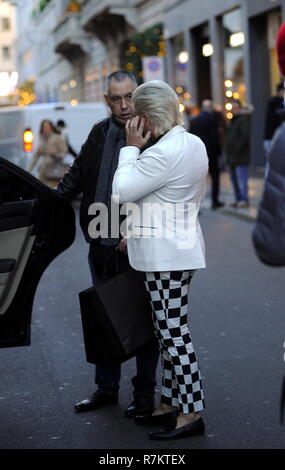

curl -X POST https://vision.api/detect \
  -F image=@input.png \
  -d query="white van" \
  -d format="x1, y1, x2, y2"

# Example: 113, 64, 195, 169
0, 102, 108, 169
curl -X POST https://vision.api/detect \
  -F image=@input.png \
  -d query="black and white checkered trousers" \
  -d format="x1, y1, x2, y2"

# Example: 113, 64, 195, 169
144, 270, 205, 414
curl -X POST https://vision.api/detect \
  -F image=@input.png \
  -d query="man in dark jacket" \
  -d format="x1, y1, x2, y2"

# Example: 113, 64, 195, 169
190, 100, 224, 210
225, 100, 251, 208
57, 71, 159, 418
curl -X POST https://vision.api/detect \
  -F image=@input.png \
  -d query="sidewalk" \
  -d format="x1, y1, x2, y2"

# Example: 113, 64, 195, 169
202, 171, 265, 222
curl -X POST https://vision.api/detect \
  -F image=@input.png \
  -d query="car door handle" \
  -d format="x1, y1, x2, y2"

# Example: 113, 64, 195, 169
0, 199, 38, 232
0, 259, 16, 274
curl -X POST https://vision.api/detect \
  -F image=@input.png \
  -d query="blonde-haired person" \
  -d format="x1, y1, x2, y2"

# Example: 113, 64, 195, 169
112, 80, 209, 440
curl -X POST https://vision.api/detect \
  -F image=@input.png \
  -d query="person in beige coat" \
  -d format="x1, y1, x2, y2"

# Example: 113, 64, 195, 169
28, 119, 68, 187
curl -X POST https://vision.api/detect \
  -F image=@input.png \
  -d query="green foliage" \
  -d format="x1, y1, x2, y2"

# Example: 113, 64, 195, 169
39, 0, 51, 12
120, 23, 165, 84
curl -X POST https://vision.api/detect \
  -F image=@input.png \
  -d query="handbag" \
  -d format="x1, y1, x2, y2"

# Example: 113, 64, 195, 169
41, 155, 71, 180
79, 260, 155, 365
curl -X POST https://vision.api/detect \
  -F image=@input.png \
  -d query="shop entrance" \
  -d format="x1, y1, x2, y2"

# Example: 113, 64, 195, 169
191, 23, 212, 106
249, 8, 282, 166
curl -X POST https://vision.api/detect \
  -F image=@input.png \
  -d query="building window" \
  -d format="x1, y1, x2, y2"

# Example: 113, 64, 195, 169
172, 33, 189, 94
222, 8, 246, 113
2, 46, 11, 61
2, 18, 10, 31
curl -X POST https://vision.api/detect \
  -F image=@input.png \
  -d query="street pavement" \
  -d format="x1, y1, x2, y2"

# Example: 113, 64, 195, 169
1, 178, 285, 450
202, 170, 264, 221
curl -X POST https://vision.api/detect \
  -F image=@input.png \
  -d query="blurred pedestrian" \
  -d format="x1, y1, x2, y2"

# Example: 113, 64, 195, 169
190, 99, 224, 210
252, 21, 285, 425
264, 82, 285, 159
28, 119, 68, 187
57, 119, 78, 158
57, 71, 160, 419
113, 81, 208, 440
225, 99, 251, 209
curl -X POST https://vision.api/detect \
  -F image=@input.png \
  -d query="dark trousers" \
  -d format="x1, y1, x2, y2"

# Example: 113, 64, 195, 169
88, 243, 160, 398
209, 160, 221, 205
229, 165, 249, 203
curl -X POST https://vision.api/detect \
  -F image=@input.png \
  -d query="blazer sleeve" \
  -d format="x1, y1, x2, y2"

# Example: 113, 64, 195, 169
112, 145, 170, 204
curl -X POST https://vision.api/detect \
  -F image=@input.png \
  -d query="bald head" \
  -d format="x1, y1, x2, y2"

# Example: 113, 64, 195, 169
202, 100, 213, 113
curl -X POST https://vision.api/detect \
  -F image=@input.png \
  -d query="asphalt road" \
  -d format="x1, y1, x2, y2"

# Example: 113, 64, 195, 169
1, 207, 285, 450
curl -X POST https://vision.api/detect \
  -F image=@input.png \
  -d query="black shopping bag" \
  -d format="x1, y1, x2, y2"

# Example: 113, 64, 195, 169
79, 268, 155, 365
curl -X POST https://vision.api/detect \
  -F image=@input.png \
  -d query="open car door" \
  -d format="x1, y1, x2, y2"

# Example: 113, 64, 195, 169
0, 157, 75, 348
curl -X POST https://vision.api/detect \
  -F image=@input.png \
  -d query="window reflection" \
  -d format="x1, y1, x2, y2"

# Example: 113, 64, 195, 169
223, 8, 246, 104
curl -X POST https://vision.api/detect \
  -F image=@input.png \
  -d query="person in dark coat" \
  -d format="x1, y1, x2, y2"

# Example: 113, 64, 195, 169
57, 71, 160, 418
252, 21, 285, 425
57, 119, 78, 158
225, 100, 251, 208
190, 100, 224, 209
263, 82, 285, 158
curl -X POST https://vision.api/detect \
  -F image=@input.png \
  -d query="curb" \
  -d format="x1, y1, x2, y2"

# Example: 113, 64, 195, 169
202, 199, 258, 222
220, 207, 257, 223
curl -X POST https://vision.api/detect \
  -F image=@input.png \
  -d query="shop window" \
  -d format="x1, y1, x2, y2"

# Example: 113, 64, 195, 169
222, 8, 245, 117
173, 33, 189, 95
2, 47, 11, 61
2, 18, 10, 31
267, 10, 282, 95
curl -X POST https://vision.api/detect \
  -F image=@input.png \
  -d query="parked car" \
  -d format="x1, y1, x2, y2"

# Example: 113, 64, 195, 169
0, 102, 107, 169
0, 156, 75, 348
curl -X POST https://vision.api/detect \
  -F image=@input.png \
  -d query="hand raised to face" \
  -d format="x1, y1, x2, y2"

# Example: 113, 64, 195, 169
125, 116, 152, 149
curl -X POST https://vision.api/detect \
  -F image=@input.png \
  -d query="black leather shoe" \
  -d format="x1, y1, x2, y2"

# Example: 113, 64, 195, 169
124, 396, 155, 418
149, 417, 205, 440
74, 390, 118, 412
212, 201, 225, 210
135, 410, 178, 428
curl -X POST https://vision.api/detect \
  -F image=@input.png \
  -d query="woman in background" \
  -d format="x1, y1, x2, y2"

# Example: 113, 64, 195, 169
28, 119, 68, 187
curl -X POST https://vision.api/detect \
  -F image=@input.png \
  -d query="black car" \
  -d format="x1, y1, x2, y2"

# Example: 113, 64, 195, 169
0, 157, 75, 348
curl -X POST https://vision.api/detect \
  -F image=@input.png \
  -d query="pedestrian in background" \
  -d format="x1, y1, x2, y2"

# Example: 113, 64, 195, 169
28, 119, 68, 187
225, 99, 251, 209
190, 99, 224, 210
57, 119, 78, 159
113, 80, 208, 440
264, 82, 285, 160
57, 71, 160, 419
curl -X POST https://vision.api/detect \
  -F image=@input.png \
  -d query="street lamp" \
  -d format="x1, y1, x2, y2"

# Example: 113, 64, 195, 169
178, 51, 189, 64
229, 32, 245, 48
202, 43, 214, 57
225, 79, 233, 88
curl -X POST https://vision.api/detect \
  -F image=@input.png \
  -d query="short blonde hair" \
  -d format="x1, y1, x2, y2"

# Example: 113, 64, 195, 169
133, 80, 183, 135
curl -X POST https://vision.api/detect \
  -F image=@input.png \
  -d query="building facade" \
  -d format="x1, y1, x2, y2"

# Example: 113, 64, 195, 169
14, 0, 165, 105
0, 0, 17, 105
164, 0, 285, 165
13, 0, 285, 166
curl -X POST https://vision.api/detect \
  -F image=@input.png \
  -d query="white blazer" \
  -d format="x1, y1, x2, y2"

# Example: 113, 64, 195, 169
112, 125, 209, 272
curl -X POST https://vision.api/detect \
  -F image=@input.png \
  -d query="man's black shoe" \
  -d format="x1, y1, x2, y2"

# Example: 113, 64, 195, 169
124, 396, 155, 418
149, 417, 205, 440
74, 390, 118, 412
212, 201, 225, 210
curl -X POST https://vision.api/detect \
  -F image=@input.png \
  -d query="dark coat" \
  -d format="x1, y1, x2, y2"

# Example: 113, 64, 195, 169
57, 118, 111, 243
225, 114, 251, 167
252, 123, 285, 266
57, 117, 127, 365
264, 95, 285, 141
190, 111, 222, 163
